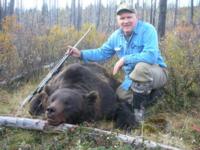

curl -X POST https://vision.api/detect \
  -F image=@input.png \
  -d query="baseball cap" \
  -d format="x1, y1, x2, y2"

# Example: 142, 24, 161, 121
116, 2, 136, 15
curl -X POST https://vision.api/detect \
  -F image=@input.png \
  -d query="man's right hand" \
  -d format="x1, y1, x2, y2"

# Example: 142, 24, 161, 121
113, 57, 125, 75
66, 46, 81, 58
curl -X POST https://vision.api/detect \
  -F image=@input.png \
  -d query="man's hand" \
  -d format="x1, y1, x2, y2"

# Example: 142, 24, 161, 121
113, 57, 125, 75
66, 46, 81, 58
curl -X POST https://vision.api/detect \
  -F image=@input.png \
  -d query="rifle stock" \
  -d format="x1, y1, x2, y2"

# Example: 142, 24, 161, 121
20, 27, 92, 108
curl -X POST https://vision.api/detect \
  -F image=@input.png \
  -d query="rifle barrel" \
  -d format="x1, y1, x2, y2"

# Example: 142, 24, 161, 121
20, 26, 92, 108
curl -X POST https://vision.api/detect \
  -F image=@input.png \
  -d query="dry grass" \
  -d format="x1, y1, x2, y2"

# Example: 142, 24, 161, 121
1, 81, 200, 149
1, 58, 200, 149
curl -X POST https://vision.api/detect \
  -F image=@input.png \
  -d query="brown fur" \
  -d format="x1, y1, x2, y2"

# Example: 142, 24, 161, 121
29, 63, 136, 129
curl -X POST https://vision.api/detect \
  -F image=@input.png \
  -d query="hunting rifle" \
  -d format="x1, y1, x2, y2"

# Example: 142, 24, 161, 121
20, 27, 92, 108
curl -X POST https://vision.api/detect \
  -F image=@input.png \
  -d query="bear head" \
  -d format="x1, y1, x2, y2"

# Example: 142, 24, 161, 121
46, 88, 100, 125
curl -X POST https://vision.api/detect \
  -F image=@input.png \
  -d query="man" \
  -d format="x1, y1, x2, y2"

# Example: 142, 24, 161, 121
67, 2, 168, 123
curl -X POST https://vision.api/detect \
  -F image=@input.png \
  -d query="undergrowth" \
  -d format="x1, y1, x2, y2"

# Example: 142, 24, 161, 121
0, 23, 200, 149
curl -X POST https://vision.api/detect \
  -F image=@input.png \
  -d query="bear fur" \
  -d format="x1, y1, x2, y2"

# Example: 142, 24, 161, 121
29, 63, 136, 128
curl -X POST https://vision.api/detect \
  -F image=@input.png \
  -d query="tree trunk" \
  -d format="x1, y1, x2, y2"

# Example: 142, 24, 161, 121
20, 0, 22, 16
174, 0, 178, 27
150, 0, 153, 24
135, 0, 139, 10
70, 0, 76, 27
189, 0, 194, 25
152, 0, 157, 26
0, 0, 2, 30
129, 0, 134, 6
8, 0, 15, 15
76, 0, 82, 30
4, 0, 7, 16
141, 0, 146, 21
49, 0, 52, 25
158, 0, 167, 39
107, 0, 111, 30
95, 0, 101, 29
41, 1, 48, 24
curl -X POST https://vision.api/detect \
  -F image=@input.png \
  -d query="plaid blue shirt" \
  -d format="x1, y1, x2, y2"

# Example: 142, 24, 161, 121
81, 20, 167, 91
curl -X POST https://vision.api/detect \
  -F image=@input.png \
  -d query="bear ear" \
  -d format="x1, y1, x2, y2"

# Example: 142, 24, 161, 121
84, 91, 99, 104
44, 85, 52, 96
40, 91, 49, 109
29, 92, 48, 116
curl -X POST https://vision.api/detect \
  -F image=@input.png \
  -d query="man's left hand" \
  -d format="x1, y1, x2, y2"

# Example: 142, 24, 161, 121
113, 57, 125, 75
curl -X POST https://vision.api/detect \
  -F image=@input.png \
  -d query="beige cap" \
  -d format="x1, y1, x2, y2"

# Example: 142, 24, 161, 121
116, 2, 136, 15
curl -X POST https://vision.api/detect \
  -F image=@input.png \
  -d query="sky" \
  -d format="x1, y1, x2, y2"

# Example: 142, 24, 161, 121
14, 0, 199, 10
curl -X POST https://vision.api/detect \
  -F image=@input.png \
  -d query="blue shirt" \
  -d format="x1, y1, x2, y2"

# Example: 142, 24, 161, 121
80, 20, 167, 91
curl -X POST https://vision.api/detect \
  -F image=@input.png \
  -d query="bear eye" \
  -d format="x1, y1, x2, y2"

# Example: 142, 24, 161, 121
50, 98, 55, 102
64, 100, 69, 105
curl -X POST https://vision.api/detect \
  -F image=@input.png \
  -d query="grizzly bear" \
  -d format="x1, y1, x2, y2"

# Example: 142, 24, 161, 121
29, 63, 136, 128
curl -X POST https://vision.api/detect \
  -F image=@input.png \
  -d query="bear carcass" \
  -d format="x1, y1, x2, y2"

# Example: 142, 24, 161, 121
29, 63, 136, 128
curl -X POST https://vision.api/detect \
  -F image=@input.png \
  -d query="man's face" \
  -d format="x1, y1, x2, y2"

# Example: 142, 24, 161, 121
117, 12, 137, 36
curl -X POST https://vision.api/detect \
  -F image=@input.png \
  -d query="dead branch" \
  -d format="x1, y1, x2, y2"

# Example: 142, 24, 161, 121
0, 116, 182, 150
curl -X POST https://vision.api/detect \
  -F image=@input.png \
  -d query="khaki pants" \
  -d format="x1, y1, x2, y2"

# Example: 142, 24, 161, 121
116, 62, 168, 104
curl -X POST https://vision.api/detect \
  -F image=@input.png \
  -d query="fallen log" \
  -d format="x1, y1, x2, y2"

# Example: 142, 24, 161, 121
0, 116, 182, 150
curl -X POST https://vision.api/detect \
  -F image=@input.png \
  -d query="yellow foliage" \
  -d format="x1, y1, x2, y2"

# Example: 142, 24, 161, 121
1, 16, 22, 33
0, 16, 22, 80
0, 22, 107, 82
81, 23, 106, 48
47, 25, 65, 43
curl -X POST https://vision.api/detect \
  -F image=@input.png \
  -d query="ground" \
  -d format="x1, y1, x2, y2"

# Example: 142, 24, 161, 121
0, 74, 200, 149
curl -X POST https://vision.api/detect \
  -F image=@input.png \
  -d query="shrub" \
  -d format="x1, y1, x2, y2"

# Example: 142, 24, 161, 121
160, 24, 200, 111
0, 16, 22, 81
0, 19, 107, 84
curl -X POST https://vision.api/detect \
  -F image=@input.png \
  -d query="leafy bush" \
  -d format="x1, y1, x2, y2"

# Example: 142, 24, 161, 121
160, 24, 200, 111
0, 17, 106, 83
0, 16, 22, 81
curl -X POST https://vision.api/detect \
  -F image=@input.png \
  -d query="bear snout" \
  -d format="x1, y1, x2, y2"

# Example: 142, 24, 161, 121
46, 106, 56, 116
46, 104, 66, 126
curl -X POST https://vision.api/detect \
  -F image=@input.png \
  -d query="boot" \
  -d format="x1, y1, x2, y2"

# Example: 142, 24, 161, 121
132, 92, 150, 123
132, 89, 164, 123
134, 107, 144, 123
138, 89, 164, 109
132, 92, 150, 109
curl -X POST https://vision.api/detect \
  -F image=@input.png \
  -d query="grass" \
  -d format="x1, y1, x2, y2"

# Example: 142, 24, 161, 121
0, 79, 200, 150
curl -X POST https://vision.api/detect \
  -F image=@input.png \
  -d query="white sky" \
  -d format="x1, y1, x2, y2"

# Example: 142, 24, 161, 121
14, 0, 198, 10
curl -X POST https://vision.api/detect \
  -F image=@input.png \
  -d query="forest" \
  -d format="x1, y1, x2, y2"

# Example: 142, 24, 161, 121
0, 0, 200, 149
